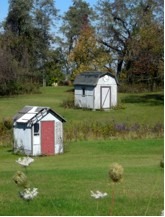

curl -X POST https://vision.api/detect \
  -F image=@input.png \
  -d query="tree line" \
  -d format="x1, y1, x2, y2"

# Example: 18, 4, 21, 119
0, 0, 163, 95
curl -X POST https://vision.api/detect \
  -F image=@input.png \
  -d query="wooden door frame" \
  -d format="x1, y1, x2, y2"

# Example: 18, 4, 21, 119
100, 86, 111, 109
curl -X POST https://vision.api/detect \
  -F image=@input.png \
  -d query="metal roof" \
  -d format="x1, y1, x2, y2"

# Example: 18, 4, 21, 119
73, 71, 117, 86
13, 106, 66, 126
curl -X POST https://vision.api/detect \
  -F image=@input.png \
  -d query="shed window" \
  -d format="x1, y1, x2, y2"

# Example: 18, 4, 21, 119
82, 88, 86, 96
34, 123, 39, 135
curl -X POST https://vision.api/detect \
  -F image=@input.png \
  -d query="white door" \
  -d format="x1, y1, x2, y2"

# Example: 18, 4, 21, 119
100, 86, 111, 109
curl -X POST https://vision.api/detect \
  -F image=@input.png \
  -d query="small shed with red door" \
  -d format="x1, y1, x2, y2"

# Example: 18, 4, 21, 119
13, 106, 66, 156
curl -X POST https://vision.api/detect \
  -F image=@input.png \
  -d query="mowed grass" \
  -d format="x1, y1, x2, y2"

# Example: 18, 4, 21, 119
0, 87, 164, 215
0, 86, 164, 126
0, 138, 163, 216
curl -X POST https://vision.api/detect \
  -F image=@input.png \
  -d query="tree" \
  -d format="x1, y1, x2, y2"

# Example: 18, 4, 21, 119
68, 24, 113, 80
60, 0, 96, 53
124, 0, 164, 90
96, 0, 164, 82
58, 0, 96, 76
32, 0, 58, 86
5, 0, 34, 70
127, 22, 163, 90
0, 34, 21, 95
43, 48, 65, 85
3, 0, 58, 89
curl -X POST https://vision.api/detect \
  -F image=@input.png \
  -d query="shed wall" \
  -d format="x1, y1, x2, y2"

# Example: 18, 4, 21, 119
74, 86, 94, 109
13, 124, 32, 155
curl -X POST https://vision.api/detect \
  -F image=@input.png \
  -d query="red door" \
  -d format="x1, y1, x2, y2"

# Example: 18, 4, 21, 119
41, 121, 55, 155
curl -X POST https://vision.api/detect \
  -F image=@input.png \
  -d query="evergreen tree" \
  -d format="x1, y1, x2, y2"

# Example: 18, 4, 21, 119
60, 0, 95, 52
3, 0, 58, 90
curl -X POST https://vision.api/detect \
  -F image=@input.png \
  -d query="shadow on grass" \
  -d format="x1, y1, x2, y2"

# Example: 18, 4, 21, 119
65, 88, 74, 93
121, 93, 164, 106
7, 149, 13, 152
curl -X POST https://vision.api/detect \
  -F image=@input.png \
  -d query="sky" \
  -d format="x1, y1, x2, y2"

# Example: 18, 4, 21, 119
0, 0, 97, 23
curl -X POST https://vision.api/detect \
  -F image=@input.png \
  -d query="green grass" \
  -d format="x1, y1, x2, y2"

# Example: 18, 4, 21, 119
0, 86, 164, 141
0, 86, 163, 126
0, 87, 164, 215
0, 138, 163, 216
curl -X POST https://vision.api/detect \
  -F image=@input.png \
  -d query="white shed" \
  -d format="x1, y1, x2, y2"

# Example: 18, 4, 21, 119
13, 106, 66, 156
73, 71, 118, 110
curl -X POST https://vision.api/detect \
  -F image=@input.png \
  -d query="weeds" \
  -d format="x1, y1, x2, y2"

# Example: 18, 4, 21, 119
109, 163, 124, 215
0, 117, 163, 148
61, 97, 75, 109
0, 118, 13, 146
13, 157, 38, 201
64, 120, 163, 141
160, 157, 164, 168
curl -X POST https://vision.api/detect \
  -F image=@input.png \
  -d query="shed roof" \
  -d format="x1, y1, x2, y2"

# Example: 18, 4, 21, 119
13, 106, 66, 126
73, 71, 118, 86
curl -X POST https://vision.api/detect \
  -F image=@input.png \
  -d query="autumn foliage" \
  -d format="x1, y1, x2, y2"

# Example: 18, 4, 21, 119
68, 25, 113, 80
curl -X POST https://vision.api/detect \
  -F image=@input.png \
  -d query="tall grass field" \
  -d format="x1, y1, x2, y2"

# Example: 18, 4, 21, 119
0, 86, 164, 215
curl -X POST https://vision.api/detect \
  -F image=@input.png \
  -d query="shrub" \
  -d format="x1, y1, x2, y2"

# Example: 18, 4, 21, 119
111, 104, 126, 110
160, 157, 164, 168
18, 82, 40, 94
61, 97, 75, 109
0, 81, 40, 96
3, 117, 13, 130
0, 118, 13, 147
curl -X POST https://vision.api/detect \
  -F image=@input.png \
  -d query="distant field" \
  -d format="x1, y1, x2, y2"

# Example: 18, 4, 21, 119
0, 86, 164, 126
0, 138, 163, 216
0, 86, 163, 143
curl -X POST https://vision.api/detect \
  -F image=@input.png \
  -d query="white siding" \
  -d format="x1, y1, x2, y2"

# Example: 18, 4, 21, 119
41, 112, 59, 122
97, 75, 116, 85
95, 76, 117, 109
13, 124, 32, 155
55, 121, 63, 154
74, 86, 94, 109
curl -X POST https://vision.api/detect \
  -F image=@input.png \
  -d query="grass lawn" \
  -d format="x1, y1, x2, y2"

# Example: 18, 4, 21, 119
0, 86, 164, 215
0, 138, 163, 216
1, 86, 163, 142
0, 86, 163, 126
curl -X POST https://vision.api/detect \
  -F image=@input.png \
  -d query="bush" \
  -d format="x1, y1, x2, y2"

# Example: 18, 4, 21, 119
3, 117, 13, 130
0, 81, 40, 96
0, 118, 13, 147
160, 157, 164, 168
118, 83, 150, 93
61, 97, 75, 109
16, 82, 41, 94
